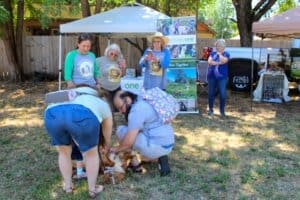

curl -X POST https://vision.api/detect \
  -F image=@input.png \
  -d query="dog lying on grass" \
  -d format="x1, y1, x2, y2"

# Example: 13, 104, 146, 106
99, 147, 134, 184
71, 146, 146, 184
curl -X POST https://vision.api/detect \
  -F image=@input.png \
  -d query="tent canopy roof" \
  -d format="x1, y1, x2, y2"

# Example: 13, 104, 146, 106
252, 6, 300, 38
60, 3, 169, 37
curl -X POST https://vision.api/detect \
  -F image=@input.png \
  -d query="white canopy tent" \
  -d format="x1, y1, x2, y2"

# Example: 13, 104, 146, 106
58, 3, 170, 89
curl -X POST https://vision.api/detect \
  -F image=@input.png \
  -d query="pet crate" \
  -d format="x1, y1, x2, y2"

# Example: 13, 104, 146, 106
228, 58, 258, 92
261, 74, 285, 103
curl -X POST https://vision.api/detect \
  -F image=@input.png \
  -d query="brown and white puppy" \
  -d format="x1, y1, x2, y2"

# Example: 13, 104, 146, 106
100, 150, 133, 184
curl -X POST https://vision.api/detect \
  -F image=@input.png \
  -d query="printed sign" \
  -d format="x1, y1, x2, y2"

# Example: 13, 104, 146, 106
157, 16, 198, 113
120, 77, 144, 95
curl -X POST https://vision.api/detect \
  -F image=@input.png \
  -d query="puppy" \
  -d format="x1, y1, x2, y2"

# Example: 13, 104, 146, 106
101, 151, 133, 184
99, 147, 115, 172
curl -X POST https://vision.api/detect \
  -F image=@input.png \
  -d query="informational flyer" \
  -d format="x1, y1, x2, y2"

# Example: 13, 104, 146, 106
157, 16, 198, 113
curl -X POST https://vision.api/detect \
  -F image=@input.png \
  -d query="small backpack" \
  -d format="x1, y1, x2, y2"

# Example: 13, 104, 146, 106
45, 89, 98, 104
140, 87, 179, 124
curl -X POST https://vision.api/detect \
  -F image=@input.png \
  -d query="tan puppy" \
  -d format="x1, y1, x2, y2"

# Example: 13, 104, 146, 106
101, 151, 133, 184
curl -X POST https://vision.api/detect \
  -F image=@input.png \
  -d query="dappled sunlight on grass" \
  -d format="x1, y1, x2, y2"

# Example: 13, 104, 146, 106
8, 89, 26, 99
15, 131, 30, 138
273, 143, 298, 153
0, 116, 43, 128
176, 127, 248, 151
0, 107, 43, 128
49, 179, 90, 198
1, 81, 299, 199
0, 118, 43, 128
50, 191, 58, 199
241, 183, 258, 197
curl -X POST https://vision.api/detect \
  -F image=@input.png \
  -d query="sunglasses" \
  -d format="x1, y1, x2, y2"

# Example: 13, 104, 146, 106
109, 52, 118, 57
117, 98, 128, 112
153, 40, 161, 43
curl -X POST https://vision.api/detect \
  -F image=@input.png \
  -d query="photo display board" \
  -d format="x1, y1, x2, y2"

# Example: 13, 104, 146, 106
157, 16, 198, 113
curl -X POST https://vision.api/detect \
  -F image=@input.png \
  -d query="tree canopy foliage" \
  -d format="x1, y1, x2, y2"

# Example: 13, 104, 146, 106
0, 5, 9, 24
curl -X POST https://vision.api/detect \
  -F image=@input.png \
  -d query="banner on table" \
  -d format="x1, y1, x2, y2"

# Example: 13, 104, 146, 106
157, 16, 198, 113
120, 77, 144, 95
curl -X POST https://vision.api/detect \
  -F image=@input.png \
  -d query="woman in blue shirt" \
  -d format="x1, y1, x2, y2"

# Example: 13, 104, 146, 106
111, 90, 174, 176
207, 39, 230, 117
139, 32, 171, 90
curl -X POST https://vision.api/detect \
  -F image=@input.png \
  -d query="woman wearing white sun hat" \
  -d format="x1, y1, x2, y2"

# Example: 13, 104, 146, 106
139, 32, 171, 90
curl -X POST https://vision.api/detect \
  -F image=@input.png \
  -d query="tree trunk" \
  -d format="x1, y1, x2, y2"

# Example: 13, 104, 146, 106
2, 33, 18, 81
233, 0, 277, 47
81, 0, 91, 17
232, 0, 253, 47
94, 0, 102, 56
16, 0, 25, 81
3, 0, 21, 81
163, 0, 171, 16
94, 0, 102, 14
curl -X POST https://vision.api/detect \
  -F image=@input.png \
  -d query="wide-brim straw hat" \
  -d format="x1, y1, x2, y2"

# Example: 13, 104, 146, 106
147, 32, 169, 45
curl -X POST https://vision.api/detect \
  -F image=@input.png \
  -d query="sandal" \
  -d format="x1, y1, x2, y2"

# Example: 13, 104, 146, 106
127, 162, 144, 173
63, 186, 74, 194
89, 185, 104, 199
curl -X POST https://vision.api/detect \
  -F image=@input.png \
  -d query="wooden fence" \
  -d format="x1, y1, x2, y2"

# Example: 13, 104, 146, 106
22, 36, 144, 78
0, 36, 293, 80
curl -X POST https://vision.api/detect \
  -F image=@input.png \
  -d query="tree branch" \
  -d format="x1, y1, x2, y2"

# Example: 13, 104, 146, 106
253, 0, 277, 22
124, 38, 143, 54
253, 0, 265, 13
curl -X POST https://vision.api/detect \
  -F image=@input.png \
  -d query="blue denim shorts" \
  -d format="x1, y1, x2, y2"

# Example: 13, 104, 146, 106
44, 104, 100, 152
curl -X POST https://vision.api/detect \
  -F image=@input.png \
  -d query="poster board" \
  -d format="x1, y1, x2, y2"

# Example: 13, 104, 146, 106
157, 16, 198, 113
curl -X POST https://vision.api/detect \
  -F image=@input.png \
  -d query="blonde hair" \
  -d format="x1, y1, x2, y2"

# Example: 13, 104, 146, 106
153, 37, 167, 49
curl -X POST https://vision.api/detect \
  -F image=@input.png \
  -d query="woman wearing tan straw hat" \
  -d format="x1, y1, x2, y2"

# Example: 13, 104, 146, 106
139, 32, 171, 90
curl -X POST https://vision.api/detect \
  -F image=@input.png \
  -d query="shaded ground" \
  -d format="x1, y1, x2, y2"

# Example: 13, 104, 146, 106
0, 80, 299, 200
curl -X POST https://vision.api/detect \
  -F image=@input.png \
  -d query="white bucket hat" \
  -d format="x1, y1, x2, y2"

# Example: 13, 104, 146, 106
147, 32, 169, 45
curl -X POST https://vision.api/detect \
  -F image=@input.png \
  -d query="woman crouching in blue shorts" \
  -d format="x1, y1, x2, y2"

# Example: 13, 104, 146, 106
44, 86, 112, 198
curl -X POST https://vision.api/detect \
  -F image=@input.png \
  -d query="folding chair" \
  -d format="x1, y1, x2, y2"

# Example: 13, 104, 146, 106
196, 60, 209, 96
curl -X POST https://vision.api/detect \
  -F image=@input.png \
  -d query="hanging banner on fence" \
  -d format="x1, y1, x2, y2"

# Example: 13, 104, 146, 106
157, 16, 198, 113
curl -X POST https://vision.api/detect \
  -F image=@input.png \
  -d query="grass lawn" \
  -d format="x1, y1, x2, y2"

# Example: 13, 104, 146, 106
0, 80, 299, 200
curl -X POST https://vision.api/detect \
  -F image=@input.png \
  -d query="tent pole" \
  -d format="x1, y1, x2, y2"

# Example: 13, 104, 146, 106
259, 37, 263, 63
58, 34, 62, 90
250, 33, 254, 112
